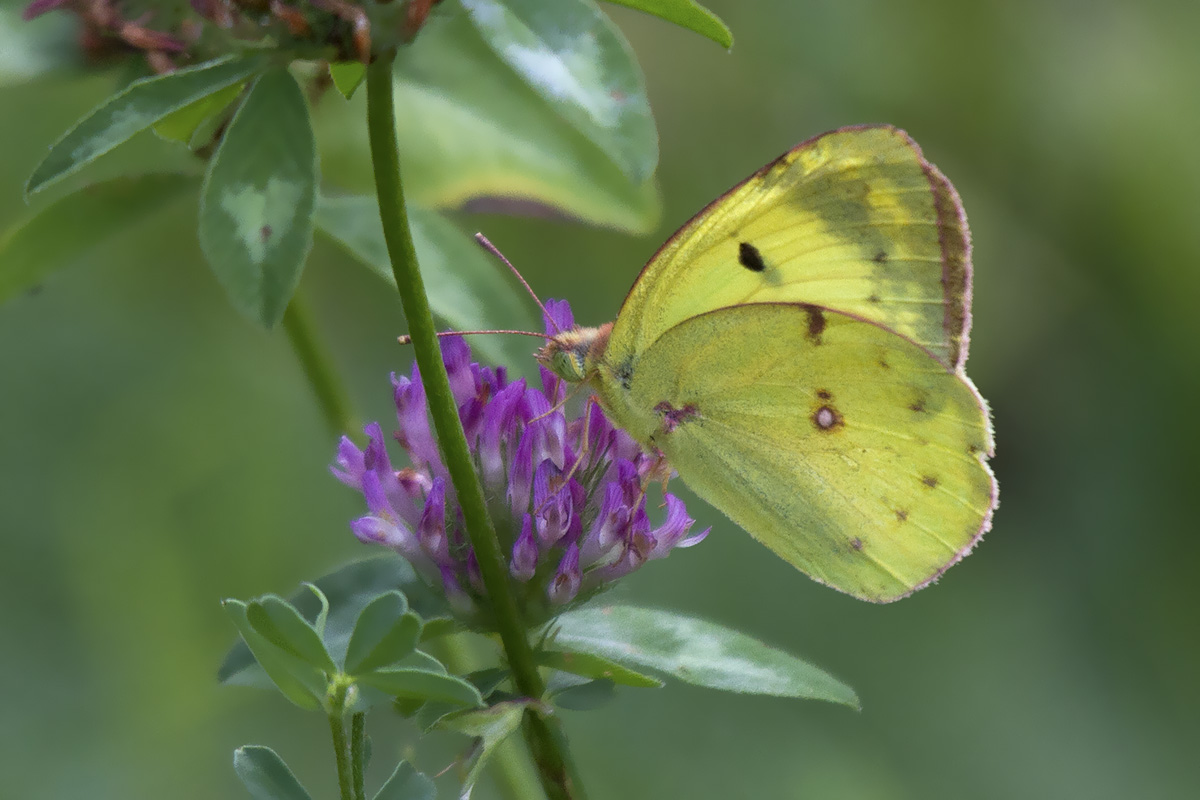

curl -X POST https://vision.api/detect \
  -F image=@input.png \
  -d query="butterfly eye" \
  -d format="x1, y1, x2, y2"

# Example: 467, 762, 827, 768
550, 348, 587, 382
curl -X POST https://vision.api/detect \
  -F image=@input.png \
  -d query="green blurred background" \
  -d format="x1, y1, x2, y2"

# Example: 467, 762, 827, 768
3, 0, 1199, 798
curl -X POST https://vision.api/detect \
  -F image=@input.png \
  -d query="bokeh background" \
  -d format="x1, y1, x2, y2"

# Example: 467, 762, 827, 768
2, 0, 1199, 798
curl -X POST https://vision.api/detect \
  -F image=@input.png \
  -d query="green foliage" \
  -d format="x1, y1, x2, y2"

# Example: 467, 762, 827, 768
233, 747, 314, 800
26, 56, 265, 196
153, 82, 244, 145
372, 762, 437, 800
199, 68, 317, 328
391, 7, 662, 234
219, 558, 452, 689
546, 674, 617, 711
223, 598, 328, 711
343, 592, 420, 675
434, 700, 534, 799
535, 649, 664, 688
603, 0, 732, 47
461, 0, 658, 182
357, 668, 484, 707
554, 605, 861, 707
313, 194, 530, 365
329, 62, 368, 100
246, 593, 338, 673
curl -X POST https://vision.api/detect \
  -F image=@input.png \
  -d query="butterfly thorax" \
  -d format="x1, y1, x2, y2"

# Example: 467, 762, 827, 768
537, 323, 614, 384
539, 322, 665, 448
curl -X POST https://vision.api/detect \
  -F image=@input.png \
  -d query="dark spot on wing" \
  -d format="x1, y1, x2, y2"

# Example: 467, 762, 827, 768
868, 294, 881, 304
800, 304, 826, 344
260, 225, 273, 242
895, 509, 909, 522
615, 358, 634, 390
967, 444, 979, 455
850, 537, 863, 551
909, 398, 926, 413
816, 389, 832, 401
738, 241, 766, 272
812, 405, 843, 431
921, 475, 939, 489
873, 250, 888, 264
878, 358, 891, 370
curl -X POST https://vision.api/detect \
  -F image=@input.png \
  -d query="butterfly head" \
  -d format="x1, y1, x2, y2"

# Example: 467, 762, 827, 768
536, 323, 612, 384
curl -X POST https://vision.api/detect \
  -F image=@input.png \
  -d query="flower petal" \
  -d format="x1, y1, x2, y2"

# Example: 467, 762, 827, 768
418, 477, 451, 565
330, 435, 366, 488
548, 543, 581, 605
510, 515, 538, 582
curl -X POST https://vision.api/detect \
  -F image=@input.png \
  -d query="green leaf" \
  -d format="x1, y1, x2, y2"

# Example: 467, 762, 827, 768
358, 668, 484, 707
398, 649, 451, 673
26, 56, 264, 196
153, 82, 245, 144
461, 0, 657, 183
435, 700, 533, 799
313, 194, 533, 365
199, 68, 317, 327
536, 649, 663, 688
603, 0, 732, 48
222, 600, 326, 711
372, 761, 436, 800
553, 605, 860, 708
305, 583, 331, 637
219, 557, 448, 687
419, 617, 461, 642
392, 10, 661, 234
246, 595, 337, 673
0, 174, 195, 305
465, 668, 511, 699
548, 677, 616, 711
233, 746, 313, 800
330, 62, 367, 99
345, 592, 422, 675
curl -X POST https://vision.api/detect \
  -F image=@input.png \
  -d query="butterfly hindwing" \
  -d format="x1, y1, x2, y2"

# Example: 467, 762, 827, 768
612, 303, 995, 602
606, 125, 971, 376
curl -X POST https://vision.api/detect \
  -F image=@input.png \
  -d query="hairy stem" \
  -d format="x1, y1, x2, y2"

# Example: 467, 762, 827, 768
351, 712, 367, 800
328, 687, 353, 800
364, 52, 581, 800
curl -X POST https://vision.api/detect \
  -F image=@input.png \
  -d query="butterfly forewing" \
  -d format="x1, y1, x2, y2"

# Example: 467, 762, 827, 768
620, 303, 995, 602
607, 125, 971, 374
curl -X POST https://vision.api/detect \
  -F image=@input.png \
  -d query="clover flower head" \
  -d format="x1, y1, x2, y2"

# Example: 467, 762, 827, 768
332, 300, 707, 628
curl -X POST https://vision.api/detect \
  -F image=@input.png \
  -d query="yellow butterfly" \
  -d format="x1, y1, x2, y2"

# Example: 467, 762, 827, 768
537, 125, 997, 603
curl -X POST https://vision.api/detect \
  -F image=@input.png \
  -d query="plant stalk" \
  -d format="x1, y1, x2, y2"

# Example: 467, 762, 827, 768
283, 293, 359, 437
351, 712, 367, 800
364, 51, 581, 800
329, 689, 354, 800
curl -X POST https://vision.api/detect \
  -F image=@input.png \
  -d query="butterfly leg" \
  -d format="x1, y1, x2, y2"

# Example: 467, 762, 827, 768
642, 449, 674, 495
537, 395, 597, 507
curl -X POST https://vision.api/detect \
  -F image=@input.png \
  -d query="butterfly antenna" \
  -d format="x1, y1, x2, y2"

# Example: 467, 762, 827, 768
474, 232, 562, 334
397, 329, 549, 346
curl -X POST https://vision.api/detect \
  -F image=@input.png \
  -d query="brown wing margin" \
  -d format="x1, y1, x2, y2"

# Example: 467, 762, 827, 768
922, 155, 973, 371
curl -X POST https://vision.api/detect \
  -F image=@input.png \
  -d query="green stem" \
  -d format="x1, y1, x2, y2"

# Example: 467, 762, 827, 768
436, 636, 545, 800
351, 712, 367, 800
364, 52, 580, 800
329, 694, 354, 800
283, 293, 359, 437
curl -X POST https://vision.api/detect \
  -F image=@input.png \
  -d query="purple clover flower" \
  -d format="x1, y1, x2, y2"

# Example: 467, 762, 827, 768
332, 300, 707, 628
